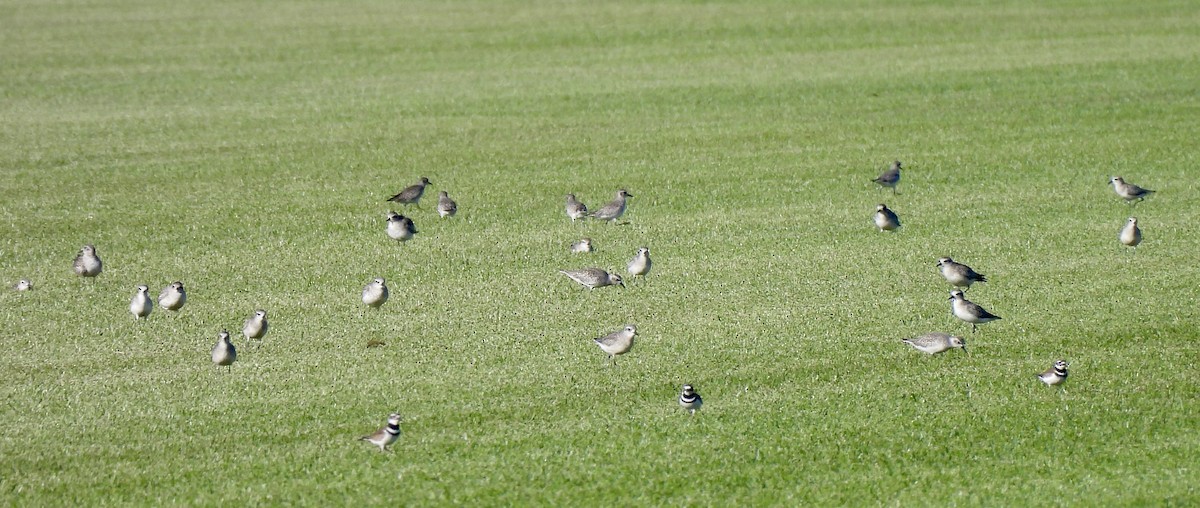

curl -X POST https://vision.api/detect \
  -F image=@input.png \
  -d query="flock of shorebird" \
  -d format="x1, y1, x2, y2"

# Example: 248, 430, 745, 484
8, 166, 1156, 451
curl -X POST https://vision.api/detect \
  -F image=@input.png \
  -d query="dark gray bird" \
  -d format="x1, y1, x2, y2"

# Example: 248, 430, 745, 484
158, 282, 187, 312
359, 413, 402, 452
559, 268, 624, 289
386, 177, 431, 207
386, 211, 417, 242
565, 193, 588, 222
436, 191, 457, 218
872, 160, 902, 194
589, 189, 633, 224
1110, 176, 1154, 203
873, 204, 901, 232
937, 258, 987, 290
73, 244, 102, 278
902, 332, 967, 355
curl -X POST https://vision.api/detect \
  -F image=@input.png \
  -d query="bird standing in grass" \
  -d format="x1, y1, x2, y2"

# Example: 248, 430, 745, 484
386, 211, 417, 243
1037, 360, 1069, 388
211, 330, 237, 370
594, 325, 637, 364
73, 244, 102, 278
360, 413, 402, 452
158, 281, 187, 312
937, 258, 987, 290
949, 290, 1001, 332
902, 332, 967, 355
873, 204, 901, 232
872, 160, 902, 194
130, 285, 153, 320
1110, 176, 1154, 203
436, 191, 457, 218
387, 177, 431, 208
590, 189, 633, 224
565, 193, 588, 222
559, 268, 624, 289
627, 247, 652, 279
570, 238, 593, 253
242, 309, 268, 344
1119, 217, 1142, 250
13, 279, 32, 291
362, 277, 389, 309
679, 384, 703, 415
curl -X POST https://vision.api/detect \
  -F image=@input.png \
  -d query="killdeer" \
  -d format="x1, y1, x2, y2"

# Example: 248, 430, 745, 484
565, 193, 588, 222
590, 189, 632, 224
873, 204, 901, 232
570, 238, 593, 253
627, 247, 652, 278
359, 413, 402, 452
362, 277, 389, 309
872, 160, 902, 194
386, 177, 430, 207
130, 285, 153, 319
13, 279, 32, 291
73, 244, 102, 278
242, 309, 268, 343
158, 281, 187, 312
949, 290, 1001, 332
679, 384, 703, 415
902, 332, 967, 355
1110, 176, 1154, 203
386, 211, 417, 242
937, 258, 987, 290
1119, 217, 1142, 249
559, 268, 624, 289
594, 324, 637, 363
1037, 360, 1069, 387
211, 330, 237, 370
436, 191, 457, 218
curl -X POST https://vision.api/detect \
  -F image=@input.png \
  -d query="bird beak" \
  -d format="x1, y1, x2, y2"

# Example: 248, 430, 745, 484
962, 346, 969, 355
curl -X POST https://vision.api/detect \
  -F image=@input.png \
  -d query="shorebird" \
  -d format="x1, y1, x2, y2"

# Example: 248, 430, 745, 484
130, 285, 153, 320
13, 279, 32, 291
242, 309, 269, 344
627, 247, 652, 279
1036, 360, 1069, 388
589, 189, 633, 224
949, 290, 1001, 332
73, 244, 102, 278
559, 268, 624, 289
211, 330, 237, 370
679, 384, 703, 416
1119, 217, 1142, 250
594, 325, 637, 364
158, 282, 187, 312
872, 160, 902, 194
565, 193, 588, 222
902, 332, 967, 355
436, 191, 457, 218
386, 177, 431, 207
362, 277, 389, 309
873, 204, 901, 232
937, 258, 987, 290
570, 238, 593, 253
386, 211, 417, 242
1110, 176, 1154, 203
359, 413, 402, 452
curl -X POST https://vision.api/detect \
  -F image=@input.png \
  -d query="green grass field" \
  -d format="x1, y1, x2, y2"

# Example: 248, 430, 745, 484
3, 0, 1199, 504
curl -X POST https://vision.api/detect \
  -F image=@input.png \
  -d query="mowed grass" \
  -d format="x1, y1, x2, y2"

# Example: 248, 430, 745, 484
2, 0, 1199, 504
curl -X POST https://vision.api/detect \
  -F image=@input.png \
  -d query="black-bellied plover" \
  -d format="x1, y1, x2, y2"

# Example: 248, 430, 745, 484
359, 413, 402, 452
436, 191, 457, 218
362, 277, 389, 309
590, 189, 632, 224
559, 268, 624, 289
937, 258, 987, 290
386, 177, 431, 207
211, 330, 237, 370
565, 193, 588, 222
1037, 360, 1069, 387
158, 282, 187, 312
570, 238, 593, 253
949, 290, 1001, 332
679, 384, 703, 415
594, 324, 637, 364
873, 204, 901, 232
1119, 217, 1142, 249
386, 211, 417, 242
242, 309, 269, 344
902, 332, 967, 355
627, 247, 652, 278
1110, 176, 1154, 203
872, 160, 902, 194
130, 285, 153, 320
73, 245, 102, 278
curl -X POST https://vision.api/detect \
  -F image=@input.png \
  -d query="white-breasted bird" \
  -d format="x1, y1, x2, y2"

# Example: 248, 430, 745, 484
873, 204, 901, 232
130, 285, 153, 319
13, 279, 32, 291
559, 268, 624, 289
902, 332, 967, 355
937, 257, 987, 290
1110, 176, 1154, 203
570, 238, 593, 253
949, 290, 1001, 332
565, 193, 588, 222
211, 330, 237, 370
436, 190, 457, 218
386, 177, 430, 207
386, 211, 417, 242
359, 413, 402, 452
590, 189, 633, 224
158, 281, 187, 312
872, 160, 902, 194
1037, 360, 1069, 387
242, 309, 268, 343
679, 384, 703, 415
594, 324, 637, 363
362, 277, 389, 309
73, 244, 102, 278
627, 247, 652, 278
1120, 217, 1142, 249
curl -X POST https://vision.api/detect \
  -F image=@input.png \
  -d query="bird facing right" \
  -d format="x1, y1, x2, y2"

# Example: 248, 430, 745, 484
359, 413, 403, 452
872, 160, 902, 194
590, 189, 633, 224
243, 309, 269, 343
873, 204, 901, 232
386, 177, 431, 207
13, 279, 32, 291
937, 257, 987, 290
594, 324, 637, 363
436, 191, 457, 218
158, 281, 187, 312
679, 384, 703, 415
570, 238, 593, 253
1037, 360, 1069, 387
565, 193, 588, 222
130, 285, 153, 320
949, 290, 1001, 332
559, 268, 624, 289
362, 277, 389, 309
1110, 176, 1154, 203
627, 247, 652, 278
902, 332, 967, 355
1119, 217, 1142, 249
211, 330, 237, 369
73, 244, 102, 278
